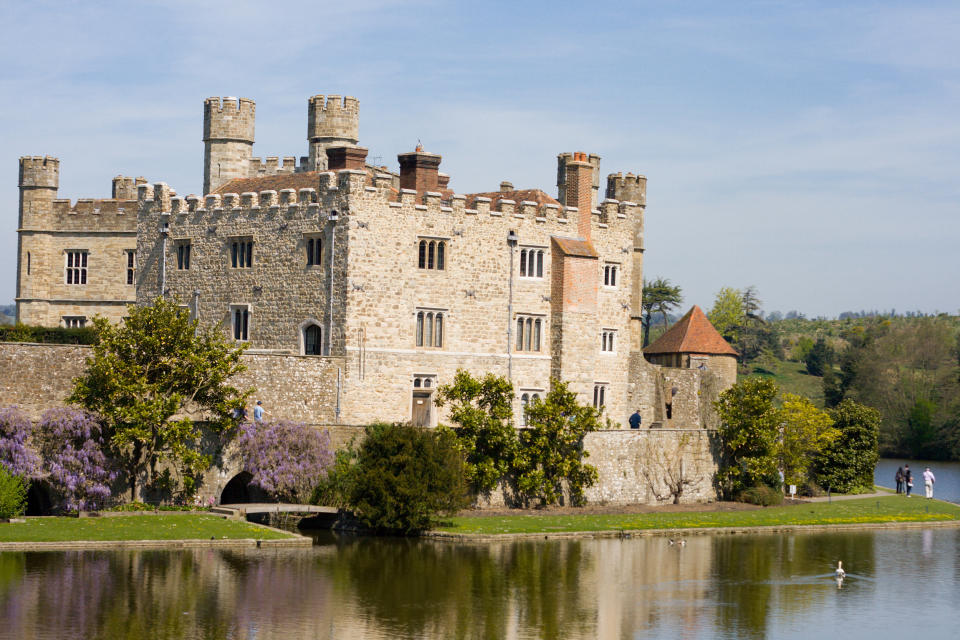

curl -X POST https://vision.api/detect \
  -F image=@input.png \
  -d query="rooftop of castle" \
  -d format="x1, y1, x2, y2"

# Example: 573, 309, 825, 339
465, 189, 561, 209
644, 305, 739, 356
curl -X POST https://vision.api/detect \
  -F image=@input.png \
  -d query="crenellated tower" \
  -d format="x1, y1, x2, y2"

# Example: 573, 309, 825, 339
557, 152, 601, 212
605, 172, 647, 206
19, 156, 60, 230
307, 95, 359, 170
203, 97, 256, 195
607, 172, 649, 351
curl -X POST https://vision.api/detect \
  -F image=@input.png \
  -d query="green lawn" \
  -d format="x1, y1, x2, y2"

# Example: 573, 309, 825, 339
437, 496, 960, 535
751, 359, 825, 407
0, 514, 294, 543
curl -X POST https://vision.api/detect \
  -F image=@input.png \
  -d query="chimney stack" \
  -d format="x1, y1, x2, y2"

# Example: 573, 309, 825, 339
500, 180, 514, 193
326, 146, 368, 171
563, 151, 595, 241
398, 145, 442, 194
438, 172, 450, 190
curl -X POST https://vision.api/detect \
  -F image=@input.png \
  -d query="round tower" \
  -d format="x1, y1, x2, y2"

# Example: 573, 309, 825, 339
307, 95, 359, 170
203, 97, 255, 195
19, 156, 60, 229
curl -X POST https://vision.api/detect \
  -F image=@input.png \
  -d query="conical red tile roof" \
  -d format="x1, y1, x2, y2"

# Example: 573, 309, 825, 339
643, 305, 738, 356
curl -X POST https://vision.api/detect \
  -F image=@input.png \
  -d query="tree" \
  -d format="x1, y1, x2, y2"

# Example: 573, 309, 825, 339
0, 464, 27, 519
641, 278, 683, 347
0, 407, 40, 478
511, 380, 602, 506
777, 394, 837, 487
70, 297, 251, 501
715, 377, 779, 498
435, 370, 518, 494
235, 420, 334, 503
36, 408, 116, 511
709, 287, 745, 342
812, 399, 880, 494
345, 422, 470, 534
804, 336, 831, 376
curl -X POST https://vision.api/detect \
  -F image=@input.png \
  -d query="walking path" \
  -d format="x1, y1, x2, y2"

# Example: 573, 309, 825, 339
803, 491, 889, 503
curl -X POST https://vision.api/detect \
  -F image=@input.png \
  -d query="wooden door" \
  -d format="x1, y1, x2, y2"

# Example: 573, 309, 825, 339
412, 391, 431, 426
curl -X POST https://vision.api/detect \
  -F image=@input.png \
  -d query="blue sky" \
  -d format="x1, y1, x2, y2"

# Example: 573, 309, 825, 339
2, 0, 958, 317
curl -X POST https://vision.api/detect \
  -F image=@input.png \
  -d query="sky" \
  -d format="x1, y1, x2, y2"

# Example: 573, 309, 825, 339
2, 0, 958, 318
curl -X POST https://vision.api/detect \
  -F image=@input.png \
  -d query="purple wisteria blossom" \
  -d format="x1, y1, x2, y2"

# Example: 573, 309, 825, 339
36, 408, 116, 511
236, 421, 334, 503
0, 406, 41, 477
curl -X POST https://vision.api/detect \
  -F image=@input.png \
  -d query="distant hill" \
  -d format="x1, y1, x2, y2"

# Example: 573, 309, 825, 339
0, 304, 14, 326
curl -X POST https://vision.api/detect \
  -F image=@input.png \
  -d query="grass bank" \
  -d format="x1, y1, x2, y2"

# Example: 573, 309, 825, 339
436, 496, 960, 536
0, 514, 295, 543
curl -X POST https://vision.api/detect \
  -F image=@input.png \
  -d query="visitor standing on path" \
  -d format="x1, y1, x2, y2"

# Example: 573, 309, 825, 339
904, 465, 913, 497
895, 466, 904, 494
923, 467, 936, 499
253, 400, 265, 423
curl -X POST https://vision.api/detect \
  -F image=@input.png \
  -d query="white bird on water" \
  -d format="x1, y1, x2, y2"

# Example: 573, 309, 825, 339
835, 561, 846, 579
668, 538, 686, 547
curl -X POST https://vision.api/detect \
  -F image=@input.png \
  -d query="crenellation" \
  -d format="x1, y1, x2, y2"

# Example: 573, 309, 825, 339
205, 194, 222, 209
279, 189, 297, 205
259, 190, 278, 208
222, 193, 240, 209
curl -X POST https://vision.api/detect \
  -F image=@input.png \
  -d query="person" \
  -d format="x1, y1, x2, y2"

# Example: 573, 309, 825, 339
253, 400, 265, 423
895, 466, 904, 494
232, 405, 248, 422
628, 409, 642, 429
923, 467, 936, 499
904, 465, 913, 497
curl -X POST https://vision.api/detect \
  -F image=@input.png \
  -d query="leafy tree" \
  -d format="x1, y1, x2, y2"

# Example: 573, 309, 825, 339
70, 297, 251, 501
235, 420, 334, 503
346, 422, 470, 534
435, 370, 518, 494
36, 408, 116, 511
0, 464, 27, 519
777, 394, 837, 487
0, 407, 40, 478
905, 399, 937, 459
641, 278, 683, 347
790, 336, 814, 363
512, 380, 602, 506
715, 377, 779, 498
709, 287, 745, 342
812, 399, 880, 494
804, 336, 831, 376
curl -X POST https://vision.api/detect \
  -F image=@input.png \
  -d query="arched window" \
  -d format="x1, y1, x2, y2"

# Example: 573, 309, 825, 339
414, 377, 422, 388
536, 250, 543, 277
434, 313, 443, 348
306, 237, 323, 266
516, 318, 524, 350
426, 312, 434, 346
427, 241, 435, 269
418, 241, 427, 269
515, 315, 542, 352
416, 311, 424, 347
304, 324, 322, 355
533, 319, 541, 351
520, 393, 530, 427
525, 318, 532, 351
437, 242, 445, 270
520, 249, 528, 277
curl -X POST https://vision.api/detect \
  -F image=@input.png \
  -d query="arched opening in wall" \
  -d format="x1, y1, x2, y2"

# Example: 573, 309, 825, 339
304, 324, 323, 355
220, 472, 271, 505
25, 480, 54, 516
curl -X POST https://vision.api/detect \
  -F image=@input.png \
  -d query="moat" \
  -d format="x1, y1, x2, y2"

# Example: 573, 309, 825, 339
1, 527, 957, 639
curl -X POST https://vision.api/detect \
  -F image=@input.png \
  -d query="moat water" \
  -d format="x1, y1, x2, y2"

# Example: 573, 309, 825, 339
1, 527, 958, 639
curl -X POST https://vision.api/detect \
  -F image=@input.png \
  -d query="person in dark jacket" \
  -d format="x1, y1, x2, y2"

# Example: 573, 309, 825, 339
628, 409, 642, 429
895, 466, 904, 494
904, 465, 913, 497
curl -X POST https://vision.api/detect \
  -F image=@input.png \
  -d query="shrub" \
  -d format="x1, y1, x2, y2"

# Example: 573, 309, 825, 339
346, 422, 470, 534
739, 485, 783, 506
0, 407, 40, 478
812, 399, 880, 494
235, 421, 334, 503
36, 408, 116, 512
0, 324, 97, 345
0, 465, 27, 519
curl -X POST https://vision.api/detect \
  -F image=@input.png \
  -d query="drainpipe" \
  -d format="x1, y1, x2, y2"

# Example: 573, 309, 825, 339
507, 230, 518, 382
326, 211, 338, 356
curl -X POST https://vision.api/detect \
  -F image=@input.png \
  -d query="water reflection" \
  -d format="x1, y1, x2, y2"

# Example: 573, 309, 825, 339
0, 529, 957, 639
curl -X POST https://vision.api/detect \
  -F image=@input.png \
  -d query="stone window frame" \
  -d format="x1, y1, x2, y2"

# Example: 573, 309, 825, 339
176, 241, 192, 270
412, 374, 437, 389
305, 233, 324, 268
64, 250, 88, 285
415, 307, 446, 349
230, 304, 251, 342
125, 249, 136, 285
518, 389, 544, 427
519, 246, 546, 279
592, 382, 609, 409
417, 237, 447, 271
229, 237, 254, 269
515, 314, 545, 352
602, 262, 619, 288
63, 316, 87, 329
600, 328, 617, 354
299, 318, 324, 356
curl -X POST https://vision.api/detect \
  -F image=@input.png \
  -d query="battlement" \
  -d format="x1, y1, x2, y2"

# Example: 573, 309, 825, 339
605, 172, 647, 206
19, 156, 60, 188
307, 94, 359, 142
203, 96, 255, 142
249, 156, 304, 176
112, 175, 148, 200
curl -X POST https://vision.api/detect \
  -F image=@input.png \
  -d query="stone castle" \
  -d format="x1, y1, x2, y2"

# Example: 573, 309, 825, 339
13, 93, 739, 504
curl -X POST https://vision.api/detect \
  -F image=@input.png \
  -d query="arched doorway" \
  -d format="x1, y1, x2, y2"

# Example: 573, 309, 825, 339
26, 480, 54, 516
219, 472, 271, 505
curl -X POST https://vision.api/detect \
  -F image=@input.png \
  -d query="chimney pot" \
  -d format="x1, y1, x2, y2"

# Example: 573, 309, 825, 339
500, 181, 514, 193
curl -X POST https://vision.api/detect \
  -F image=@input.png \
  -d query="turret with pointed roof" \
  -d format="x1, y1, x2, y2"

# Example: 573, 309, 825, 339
643, 305, 738, 389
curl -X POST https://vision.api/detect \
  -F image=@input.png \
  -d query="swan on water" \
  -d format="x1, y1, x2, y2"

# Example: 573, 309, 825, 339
668, 538, 686, 547
836, 561, 845, 579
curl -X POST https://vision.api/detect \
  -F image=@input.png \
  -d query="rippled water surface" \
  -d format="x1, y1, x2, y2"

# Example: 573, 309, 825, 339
1, 527, 958, 639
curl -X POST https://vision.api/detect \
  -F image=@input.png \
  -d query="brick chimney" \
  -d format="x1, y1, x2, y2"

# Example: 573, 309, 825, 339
326, 146, 368, 171
500, 180, 514, 193
437, 172, 450, 190
563, 151, 595, 241
398, 145, 442, 193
